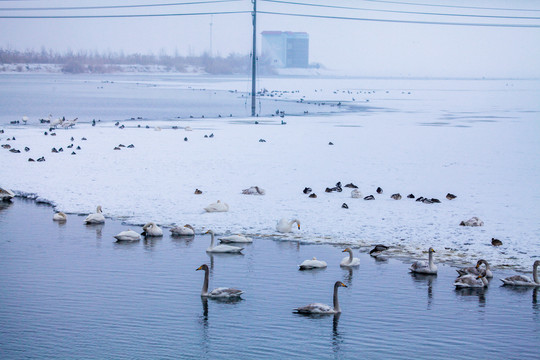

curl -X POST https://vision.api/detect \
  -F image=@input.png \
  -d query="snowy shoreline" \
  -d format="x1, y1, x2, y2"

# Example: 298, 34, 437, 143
1, 76, 539, 272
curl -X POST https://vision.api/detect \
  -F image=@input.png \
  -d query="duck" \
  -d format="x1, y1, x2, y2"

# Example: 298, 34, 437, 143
219, 234, 253, 243
491, 238, 503, 246
196, 264, 243, 298
52, 211, 67, 221
204, 200, 229, 212
293, 281, 347, 314
114, 229, 141, 242
369, 244, 389, 258
410, 247, 437, 275
456, 259, 493, 278
141, 222, 163, 237
500, 261, 540, 286
276, 218, 300, 233
340, 248, 360, 267
170, 224, 195, 236
242, 186, 265, 195
299, 257, 327, 270
205, 230, 243, 253
84, 205, 105, 224
454, 274, 489, 288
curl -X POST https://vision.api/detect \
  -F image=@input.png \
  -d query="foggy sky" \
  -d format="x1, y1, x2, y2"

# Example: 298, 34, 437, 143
1, 0, 539, 78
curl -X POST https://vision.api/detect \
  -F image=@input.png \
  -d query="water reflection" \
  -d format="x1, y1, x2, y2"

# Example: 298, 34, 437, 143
198, 297, 209, 359
84, 223, 104, 240
171, 235, 194, 248
454, 287, 487, 306
143, 236, 162, 250
0, 200, 13, 212
410, 272, 435, 309
332, 313, 343, 357
341, 267, 354, 286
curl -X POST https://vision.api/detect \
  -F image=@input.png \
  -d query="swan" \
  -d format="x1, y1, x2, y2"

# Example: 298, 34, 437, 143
205, 230, 243, 253
276, 218, 300, 233
52, 211, 67, 221
84, 205, 105, 224
196, 264, 243, 298
410, 247, 437, 275
293, 281, 347, 314
114, 229, 141, 242
242, 186, 265, 195
340, 248, 360, 267
456, 259, 493, 278
500, 260, 540, 286
299, 257, 327, 270
0, 187, 15, 201
219, 234, 253, 243
141, 222, 163, 237
170, 224, 195, 236
204, 200, 229, 212
454, 274, 489, 288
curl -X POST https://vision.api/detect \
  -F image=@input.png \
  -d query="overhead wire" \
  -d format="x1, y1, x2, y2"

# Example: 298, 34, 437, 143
358, 0, 540, 13
260, 0, 540, 20
0, 11, 251, 19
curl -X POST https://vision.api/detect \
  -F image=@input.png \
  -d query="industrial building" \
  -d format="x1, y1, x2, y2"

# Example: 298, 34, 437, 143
261, 31, 309, 68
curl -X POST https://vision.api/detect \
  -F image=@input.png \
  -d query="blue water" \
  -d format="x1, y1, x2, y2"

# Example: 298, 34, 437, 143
0, 199, 539, 359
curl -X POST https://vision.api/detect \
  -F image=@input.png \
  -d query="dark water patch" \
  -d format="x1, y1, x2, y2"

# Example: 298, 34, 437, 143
0, 198, 539, 359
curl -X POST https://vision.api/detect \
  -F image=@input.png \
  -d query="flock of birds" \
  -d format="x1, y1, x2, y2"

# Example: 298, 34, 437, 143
50, 205, 540, 315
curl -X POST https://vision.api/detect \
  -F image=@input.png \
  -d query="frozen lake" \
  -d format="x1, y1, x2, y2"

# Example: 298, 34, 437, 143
0, 198, 539, 359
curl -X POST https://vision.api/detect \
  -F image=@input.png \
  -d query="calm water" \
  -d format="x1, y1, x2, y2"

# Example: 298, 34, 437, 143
0, 73, 349, 124
0, 199, 539, 359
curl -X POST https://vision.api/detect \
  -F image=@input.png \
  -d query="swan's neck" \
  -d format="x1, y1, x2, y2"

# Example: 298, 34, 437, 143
333, 283, 341, 313
482, 260, 490, 271
428, 251, 434, 268
347, 249, 353, 262
209, 232, 215, 248
480, 276, 488, 286
534, 262, 539, 284
202, 267, 209, 295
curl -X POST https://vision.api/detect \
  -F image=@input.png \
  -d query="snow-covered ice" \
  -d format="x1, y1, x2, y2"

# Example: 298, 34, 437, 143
1, 75, 539, 271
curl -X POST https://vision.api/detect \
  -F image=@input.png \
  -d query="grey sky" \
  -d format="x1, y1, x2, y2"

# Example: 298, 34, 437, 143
1, 0, 539, 77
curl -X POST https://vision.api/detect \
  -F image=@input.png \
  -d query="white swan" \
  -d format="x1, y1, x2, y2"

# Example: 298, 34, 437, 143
454, 274, 489, 288
294, 281, 347, 314
53, 211, 67, 221
114, 229, 141, 242
196, 264, 243, 298
410, 247, 437, 275
205, 230, 243, 253
204, 200, 229, 212
299, 257, 327, 270
340, 248, 360, 267
351, 189, 362, 198
276, 218, 300, 233
0, 187, 15, 201
456, 259, 493, 278
84, 205, 105, 224
141, 222, 163, 237
500, 260, 540, 286
170, 224, 195, 236
219, 234, 253, 243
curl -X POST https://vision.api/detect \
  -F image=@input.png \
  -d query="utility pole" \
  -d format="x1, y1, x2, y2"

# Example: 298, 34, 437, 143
251, 0, 257, 116
209, 15, 213, 57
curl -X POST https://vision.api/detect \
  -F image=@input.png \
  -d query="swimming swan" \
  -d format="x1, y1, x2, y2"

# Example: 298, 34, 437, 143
456, 259, 493, 278
53, 211, 67, 221
410, 247, 437, 275
141, 222, 163, 237
196, 264, 243, 298
204, 200, 229, 212
114, 229, 141, 242
170, 224, 195, 236
205, 230, 243, 253
84, 205, 105, 224
454, 274, 489, 288
219, 234, 253, 243
340, 248, 360, 267
276, 218, 300, 233
500, 260, 540, 286
293, 281, 347, 314
299, 257, 327, 270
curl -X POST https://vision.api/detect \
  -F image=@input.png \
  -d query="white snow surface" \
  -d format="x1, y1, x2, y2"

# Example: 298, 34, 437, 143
2, 77, 540, 271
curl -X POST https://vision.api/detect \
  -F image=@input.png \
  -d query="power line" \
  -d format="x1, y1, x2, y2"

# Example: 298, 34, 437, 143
261, 0, 540, 20
0, 11, 251, 19
0, 0, 242, 12
258, 10, 540, 27
359, 0, 540, 13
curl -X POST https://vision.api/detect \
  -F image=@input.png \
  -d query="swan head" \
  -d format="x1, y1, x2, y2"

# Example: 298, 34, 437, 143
96, 205, 102, 213
184, 224, 194, 231
205, 230, 214, 235
429, 247, 435, 253
342, 247, 352, 253
336, 281, 347, 288
475, 259, 487, 268
196, 264, 209, 271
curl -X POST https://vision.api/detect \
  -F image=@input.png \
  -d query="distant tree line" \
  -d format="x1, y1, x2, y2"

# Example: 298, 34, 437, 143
0, 47, 277, 75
